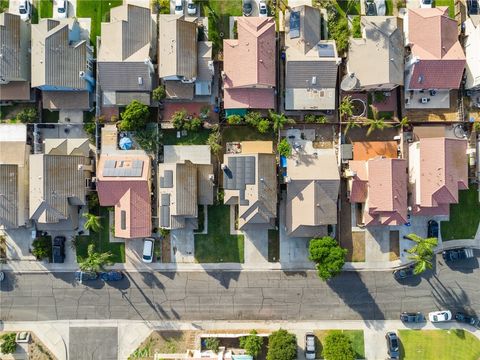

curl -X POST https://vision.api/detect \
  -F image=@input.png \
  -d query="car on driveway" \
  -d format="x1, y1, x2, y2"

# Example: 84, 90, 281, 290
442, 248, 474, 262
100, 271, 124, 282
174, 0, 183, 15
393, 264, 415, 280
429, 310, 452, 322
75, 271, 98, 283
187, 0, 196, 15
142, 237, 154, 263
427, 219, 439, 238
455, 312, 480, 327
365, 0, 377, 15
420, 0, 433, 8
304, 332, 316, 360
259, 0, 268, 17
18, 0, 32, 21
52, 236, 66, 263
400, 312, 425, 323
242, 0, 253, 16
385, 332, 399, 359
468, 0, 479, 15
56, 0, 68, 19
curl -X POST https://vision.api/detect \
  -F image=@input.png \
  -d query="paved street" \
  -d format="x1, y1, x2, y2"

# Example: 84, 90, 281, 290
1, 255, 479, 321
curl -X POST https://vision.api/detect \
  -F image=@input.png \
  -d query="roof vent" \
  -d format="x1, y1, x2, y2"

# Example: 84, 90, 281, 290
138, 77, 143, 85
311, 76, 317, 85
418, 75, 424, 83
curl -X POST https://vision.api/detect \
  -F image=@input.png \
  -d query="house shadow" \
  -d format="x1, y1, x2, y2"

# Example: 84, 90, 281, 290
204, 270, 241, 289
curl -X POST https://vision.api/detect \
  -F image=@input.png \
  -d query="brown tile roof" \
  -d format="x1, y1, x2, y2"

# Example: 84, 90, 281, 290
42, 91, 91, 110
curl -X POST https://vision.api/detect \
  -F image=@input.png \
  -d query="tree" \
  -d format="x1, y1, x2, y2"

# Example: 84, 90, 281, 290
184, 117, 202, 131
405, 233, 438, 274
152, 85, 166, 102
240, 330, 264, 358
396, 116, 409, 129
257, 119, 271, 134
339, 96, 354, 120
0, 333, 17, 354
363, 105, 392, 136
31, 237, 50, 260
244, 111, 263, 128
323, 331, 355, 360
172, 109, 187, 130
78, 243, 114, 273
344, 117, 361, 134
227, 114, 243, 125
309, 236, 347, 281
83, 213, 102, 233
16, 107, 37, 123
277, 139, 292, 157
207, 130, 222, 158
269, 110, 294, 132
267, 329, 297, 360
134, 129, 161, 153
119, 100, 149, 131
205, 337, 220, 352
328, 16, 350, 54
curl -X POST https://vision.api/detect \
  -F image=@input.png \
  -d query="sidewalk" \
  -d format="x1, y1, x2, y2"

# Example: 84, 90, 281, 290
2, 319, 479, 360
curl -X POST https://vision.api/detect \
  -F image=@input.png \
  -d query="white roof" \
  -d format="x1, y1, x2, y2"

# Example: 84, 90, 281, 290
163, 145, 211, 165
0, 124, 26, 142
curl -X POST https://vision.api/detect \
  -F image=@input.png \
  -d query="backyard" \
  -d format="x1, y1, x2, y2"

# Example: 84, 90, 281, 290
399, 329, 480, 360
76, 207, 125, 263
441, 186, 480, 241
222, 126, 274, 143
314, 330, 365, 359
162, 129, 211, 146
194, 204, 244, 263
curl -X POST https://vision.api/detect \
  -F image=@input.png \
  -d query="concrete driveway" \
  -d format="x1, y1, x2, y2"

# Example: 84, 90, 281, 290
8, 0, 21, 15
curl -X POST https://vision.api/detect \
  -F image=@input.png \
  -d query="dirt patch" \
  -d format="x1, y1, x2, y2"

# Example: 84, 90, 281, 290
133, 331, 199, 359
389, 230, 400, 261
345, 231, 366, 262
161, 234, 171, 263
0, 332, 56, 360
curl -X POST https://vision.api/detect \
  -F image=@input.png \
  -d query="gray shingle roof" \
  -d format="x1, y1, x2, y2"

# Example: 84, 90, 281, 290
0, 13, 25, 82
286, 61, 338, 89
0, 164, 19, 228
98, 62, 152, 91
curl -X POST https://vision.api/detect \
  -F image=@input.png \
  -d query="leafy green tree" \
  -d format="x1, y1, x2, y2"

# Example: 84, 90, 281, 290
351, 16, 361, 38
119, 100, 149, 131
227, 114, 243, 125
267, 329, 297, 360
244, 111, 263, 127
0, 333, 17, 354
152, 85, 166, 102
257, 119, 271, 134
363, 105, 392, 136
309, 236, 347, 281
277, 139, 292, 157
32, 237, 50, 260
323, 331, 355, 360
134, 129, 160, 153
269, 110, 294, 132
207, 130, 222, 158
16, 107, 37, 123
83, 213, 102, 233
171, 109, 187, 130
240, 330, 264, 358
328, 16, 350, 54
184, 117, 202, 131
78, 243, 114, 272
205, 337, 220, 352
396, 116, 409, 129
405, 233, 438, 274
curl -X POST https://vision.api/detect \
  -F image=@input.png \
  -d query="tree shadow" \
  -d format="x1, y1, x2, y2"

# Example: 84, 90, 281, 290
204, 271, 241, 289
103, 275, 131, 291
426, 274, 472, 314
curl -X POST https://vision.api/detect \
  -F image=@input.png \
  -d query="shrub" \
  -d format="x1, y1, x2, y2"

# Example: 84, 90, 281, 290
0, 333, 17, 354
119, 100, 149, 131
267, 329, 297, 360
240, 330, 263, 358
309, 236, 347, 281
304, 114, 327, 124
184, 117, 202, 131
205, 337, 220, 352
227, 114, 243, 125
473, 122, 480, 132
171, 109, 187, 130
352, 16, 361, 38
16, 107, 37, 123
152, 85, 166, 102
373, 91, 386, 103
277, 139, 292, 157
244, 111, 263, 127
32, 237, 50, 260
257, 119, 271, 134
207, 130, 222, 156
323, 331, 355, 360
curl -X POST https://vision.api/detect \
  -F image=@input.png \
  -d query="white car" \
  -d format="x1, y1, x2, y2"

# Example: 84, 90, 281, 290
174, 0, 183, 15
374, 0, 386, 15
187, 0, 196, 15
429, 310, 452, 322
305, 333, 316, 360
259, 0, 268, 17
420, 0, 433, 8
56, 0, 68, 19
142, 237, 154, 263
18, 0, 32, 21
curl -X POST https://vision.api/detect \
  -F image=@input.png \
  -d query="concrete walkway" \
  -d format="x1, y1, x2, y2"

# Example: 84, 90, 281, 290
2, 319, 479, 360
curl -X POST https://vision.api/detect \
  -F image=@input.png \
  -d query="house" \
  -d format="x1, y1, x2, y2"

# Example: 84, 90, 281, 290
158, 15, 213, 99
223, 17, 276, 112
0, 125, 30, 229
284, 6, 340, 110
29, 139, 92, 230
98, 4, 156, 106
341, 16, 404, 92
96, 153, 152, 239
347, 157, 408, 226
222, 141, 277, 230
0, 13, 31, 101
464, 16, 480, 91
408, 137, 468, 216
158, 145, 214, 230
31, 18, 94, 110
285, 148, 340, 237
404, 8, 465, 108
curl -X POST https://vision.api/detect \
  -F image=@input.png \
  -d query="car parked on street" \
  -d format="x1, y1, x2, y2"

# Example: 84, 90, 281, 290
365, 0, 377, 15
52, 236, 66, 263
18, 0, 32, 21
242, 0, 253, 16
455, 312, 480, 327
100, 271, 124, 282
427, 219, 439, 238
75, 271, 98, 283
142, 237, 154, 263
385, 332, 399, 359
400, 312, 425, 323
442, 248, 474, 262
304, 332, 316, 360
429, 310, 452, 322
393, 264, 415, 280
259, 0, 268, 17
56, 0, 68, 19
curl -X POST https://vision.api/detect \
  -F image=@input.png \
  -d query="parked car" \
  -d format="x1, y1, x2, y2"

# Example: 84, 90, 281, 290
442, 248, 474, 262
429, 310, 452, 322
174, 0, 183, 15
455, 312, 479, 326
259, 0, 268, 17
56, 0, 68, 19
420, 0, 433, 7
427, 219, 439, 238
374, 0, 386, 15
0, 271, 4, 283
52, 236, 66, 263
468, 0, 479, 15
393, 264, 415, 280
187, 0, 196, 15
74, 271, 98, 283
142, 237, 154, 263
242, 0, 253, 16
365, 0, 377, 15
304, 332, 315, 360
385, 332, 399, 359
100, 271, 124, 282
18, 0, 32, 21
400, 312, 425, 323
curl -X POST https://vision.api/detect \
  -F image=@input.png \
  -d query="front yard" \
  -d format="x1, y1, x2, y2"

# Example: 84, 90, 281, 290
440, 186, 480, 241
435, 0, 455, 18
38, 0, 53, 18
194, 204, 244, 263
314, 330, 365, 359
399, 329, 480, 360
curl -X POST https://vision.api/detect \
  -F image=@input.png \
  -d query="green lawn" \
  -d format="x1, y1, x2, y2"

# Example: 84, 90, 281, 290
268, 229, 279, 262
76, 207, 125, 263
194, 204, 244, 263
399, 330, 480, 360
315, 330, 365, 359
385, 0, 394, 15
334, 0, 361, 15
441, 187, 480, 240
435, 0, 455, 18
162, 129, 211, 145
0, 0, 9, 13
38, 0, 53, 18
222, 126, 274, 143
76, 0, 123, 46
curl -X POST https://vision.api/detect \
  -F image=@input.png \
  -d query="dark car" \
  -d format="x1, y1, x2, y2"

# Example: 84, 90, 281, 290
100, 271, 124, 282
365, 0, 377, 15
442, 248, 474, 262
75, 271, 98, 283
52, 236, 66, 263
385, 332, 399, 359
393, 264, 415, 280
400, 312, 425, 323
242, 0, 252, 16
455, 312, 479, 326
468, 0, 479, 15
427, 220, 439, 238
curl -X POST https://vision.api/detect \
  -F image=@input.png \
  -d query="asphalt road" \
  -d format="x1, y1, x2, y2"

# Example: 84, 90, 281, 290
1, 255, 479, 321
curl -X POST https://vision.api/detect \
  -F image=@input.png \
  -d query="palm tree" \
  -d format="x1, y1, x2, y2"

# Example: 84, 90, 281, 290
344, 117, 361, 134
269, 111, 294, 142
396, 116, 409, 129
78, 243, 113, 273
339, 96, 354, 120
405, 233, 438, 275
363, 105, 392, 136
83, 213, 102, 233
